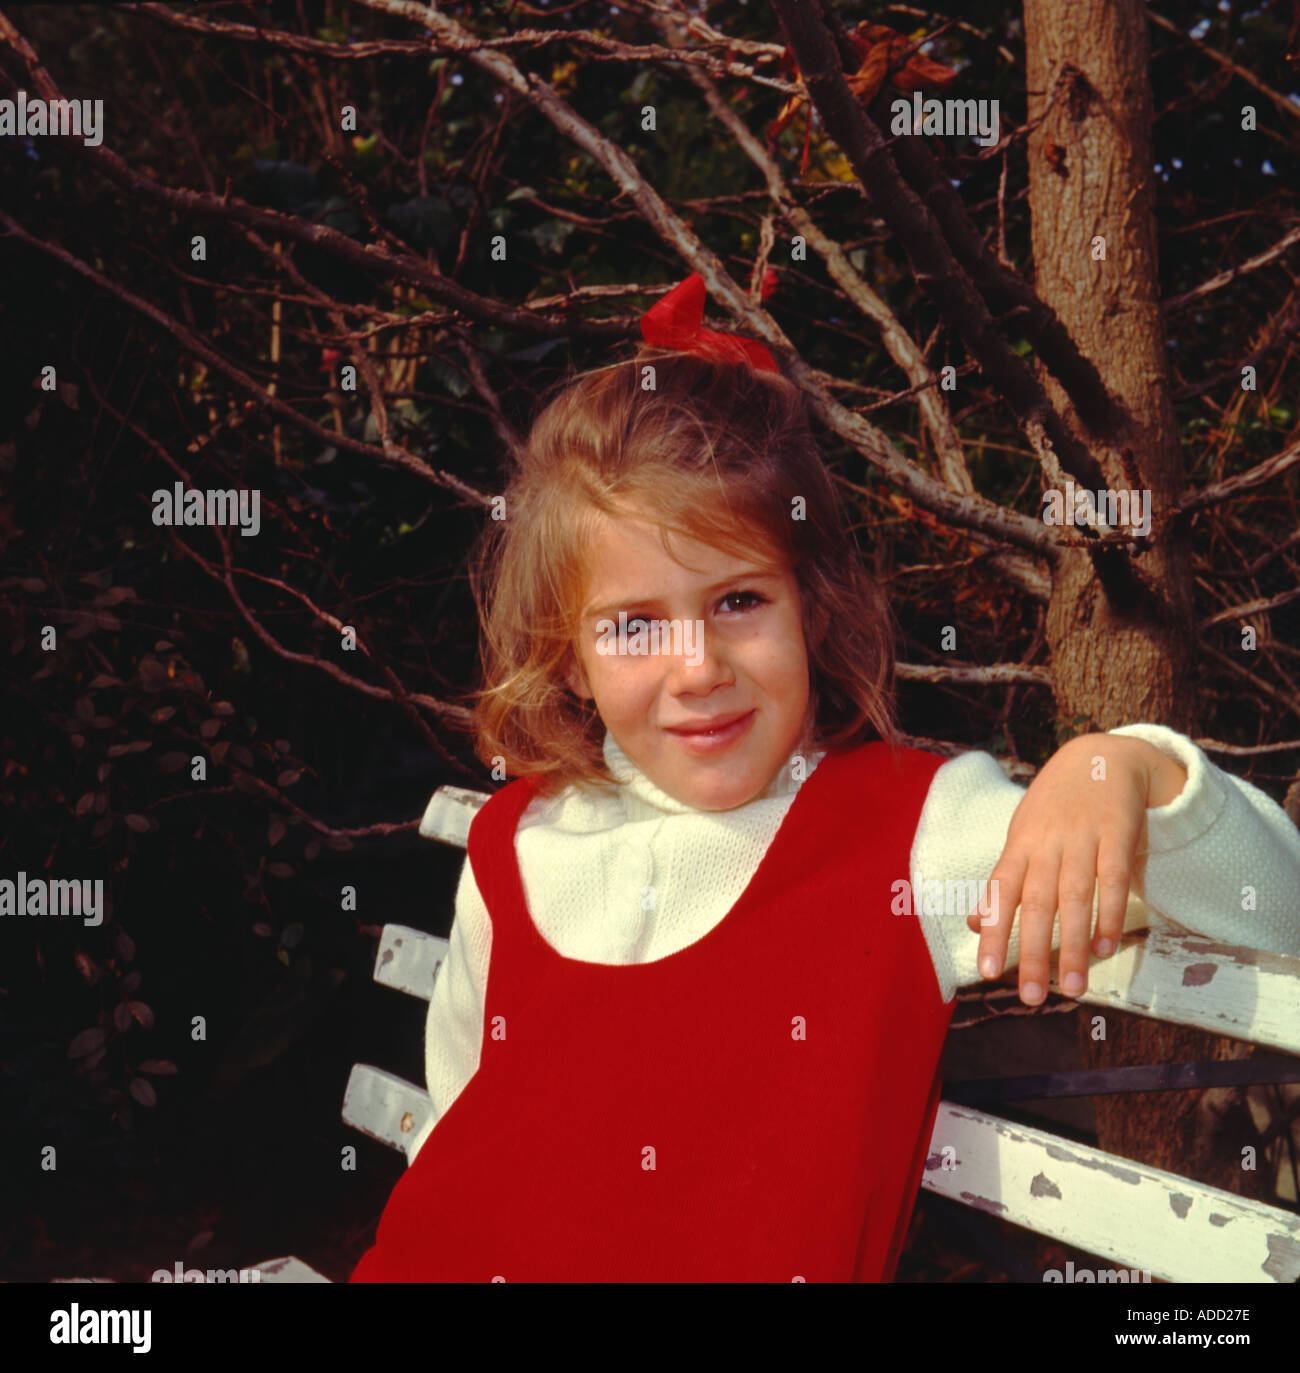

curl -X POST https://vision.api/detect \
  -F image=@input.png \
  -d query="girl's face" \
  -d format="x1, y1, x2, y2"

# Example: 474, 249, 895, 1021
564, 508, 813, 811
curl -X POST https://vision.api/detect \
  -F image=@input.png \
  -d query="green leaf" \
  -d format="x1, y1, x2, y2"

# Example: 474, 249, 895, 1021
527, 219, 576, 255
427, 359, 470, 398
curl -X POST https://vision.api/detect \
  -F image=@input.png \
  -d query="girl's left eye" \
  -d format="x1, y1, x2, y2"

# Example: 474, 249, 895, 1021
719, 590, 767, 614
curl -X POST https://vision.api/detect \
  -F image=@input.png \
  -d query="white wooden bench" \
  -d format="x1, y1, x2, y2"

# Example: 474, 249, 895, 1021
254, 785, 1300, 1283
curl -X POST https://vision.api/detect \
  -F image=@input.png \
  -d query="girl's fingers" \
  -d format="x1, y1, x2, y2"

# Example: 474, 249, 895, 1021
1015, 848, 1063, 1005
1094, 820, 1142, 958
977, 854, 1025, 983
1056, 839, 1099, 999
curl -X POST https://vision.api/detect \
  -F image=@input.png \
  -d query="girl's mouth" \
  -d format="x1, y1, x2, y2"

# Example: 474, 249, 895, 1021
664, 709, 756, 754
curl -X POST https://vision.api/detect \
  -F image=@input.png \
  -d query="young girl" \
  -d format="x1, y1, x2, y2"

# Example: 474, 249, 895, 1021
351, 279, 1300, 1283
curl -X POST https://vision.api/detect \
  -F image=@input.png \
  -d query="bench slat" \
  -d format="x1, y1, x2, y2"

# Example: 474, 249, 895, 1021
1076, 913, 1300, 1055
337, 1069, 1300, 1282
921, 1099, 1300, 1283
374, 924, 449, 1000
419, 785, 490, 847
343, 1064, 434, 1160
249, 1256, 333, 1283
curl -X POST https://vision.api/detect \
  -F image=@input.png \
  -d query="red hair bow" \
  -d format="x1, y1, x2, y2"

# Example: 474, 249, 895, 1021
639, 270, 780, 373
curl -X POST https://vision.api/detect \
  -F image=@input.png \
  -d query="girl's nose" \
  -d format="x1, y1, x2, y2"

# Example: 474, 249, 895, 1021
666, 625, 734, 689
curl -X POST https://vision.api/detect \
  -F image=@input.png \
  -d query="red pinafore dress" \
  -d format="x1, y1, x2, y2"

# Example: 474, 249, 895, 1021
351, 740, 954, 1282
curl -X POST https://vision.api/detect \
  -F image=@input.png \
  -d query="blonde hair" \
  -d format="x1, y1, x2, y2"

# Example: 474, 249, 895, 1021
460, 347, 898, 797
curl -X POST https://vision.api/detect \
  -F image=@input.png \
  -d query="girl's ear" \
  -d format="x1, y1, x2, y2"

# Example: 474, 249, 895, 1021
563, 651, 593, 701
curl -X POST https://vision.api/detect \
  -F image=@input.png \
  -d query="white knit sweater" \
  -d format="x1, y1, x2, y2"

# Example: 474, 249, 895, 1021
411, 724, 1300, 1161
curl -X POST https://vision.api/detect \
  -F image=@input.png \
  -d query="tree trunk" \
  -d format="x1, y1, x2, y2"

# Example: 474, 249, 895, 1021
1023, 0, 1272, 1204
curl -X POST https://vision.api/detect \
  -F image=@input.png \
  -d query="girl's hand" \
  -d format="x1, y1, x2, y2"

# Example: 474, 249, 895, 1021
964, 734, 1188, 1006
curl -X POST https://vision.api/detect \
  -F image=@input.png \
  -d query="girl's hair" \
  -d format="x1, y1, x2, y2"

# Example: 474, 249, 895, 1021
462, 346, 898, 797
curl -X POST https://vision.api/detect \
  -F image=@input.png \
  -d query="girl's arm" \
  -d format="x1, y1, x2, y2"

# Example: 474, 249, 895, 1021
408, 858, 492, 1161
911, 724, 1300, 1005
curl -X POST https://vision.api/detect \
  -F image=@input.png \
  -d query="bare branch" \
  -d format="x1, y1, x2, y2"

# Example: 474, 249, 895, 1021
1199, 585, 1300, 630
79, 375, 480, 767
352, 0, 1056, 562
652, 7, 1048, 602
883, 4, 1018, 67
144, 768, 422, 842
769, 0, 1156, 608
1178, 433, 1300, 514
0, 208, 486, 507
865, 63, 1128, 439
456, 333, 525, 463
129, 1, 431, 56
1213, 528, 1300, 581
896, 663, 1054, 686
227, 771, 423, 841
1147, 9, 1300, 127
0, 9, 626, 347
131, 0, 801, 93
1163, 223, 1300, 315
616, 0, 788, 60
1194, 738, 1300, 757
1201, 642, 1300, 726
896, 733, 1038, 782
174, 527, 475, 731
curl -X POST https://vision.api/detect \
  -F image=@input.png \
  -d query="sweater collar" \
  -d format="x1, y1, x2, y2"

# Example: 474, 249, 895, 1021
601, 730, 821, 820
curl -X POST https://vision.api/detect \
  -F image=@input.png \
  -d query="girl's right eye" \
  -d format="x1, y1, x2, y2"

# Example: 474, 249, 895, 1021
718, 590, 768, 614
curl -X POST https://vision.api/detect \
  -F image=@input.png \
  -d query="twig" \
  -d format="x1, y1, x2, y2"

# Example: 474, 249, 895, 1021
1147, 9, 1300, 127
894, 733, 1038, 782
1163, 223, 1300, 315
896, 662, 1053, 686
0, 208, 488, 507
130, 0, 801, 91
1194, 738, 1300, 757
1201, 642, 1300, 726
355, 0, 1058, 563
78, 377, 480, 771
772, 1, 1150, 606
1212, 529, 1300, 581
1178, 434, 1300, 514
1199, 585, 1300, 629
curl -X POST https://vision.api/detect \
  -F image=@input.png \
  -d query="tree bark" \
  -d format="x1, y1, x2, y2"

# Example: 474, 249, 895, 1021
1023, 0, 1272, 1204
1025, 0, 1195, 733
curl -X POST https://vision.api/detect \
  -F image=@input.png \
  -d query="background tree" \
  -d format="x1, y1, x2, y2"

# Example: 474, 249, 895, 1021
769, 0, 1300, 1209
1, 0, 1296, 1281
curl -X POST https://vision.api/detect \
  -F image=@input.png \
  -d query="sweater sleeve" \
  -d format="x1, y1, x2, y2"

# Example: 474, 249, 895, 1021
911, 725, 1300, 1003
408, 856, 492, 1162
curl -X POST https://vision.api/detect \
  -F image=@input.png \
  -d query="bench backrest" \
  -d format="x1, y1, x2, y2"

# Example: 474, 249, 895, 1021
342, 785, 1300, 1283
